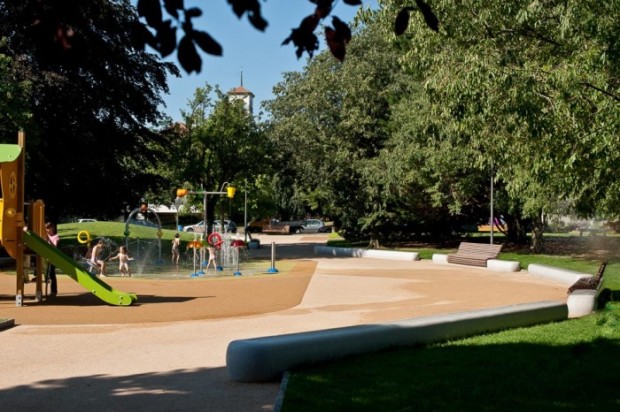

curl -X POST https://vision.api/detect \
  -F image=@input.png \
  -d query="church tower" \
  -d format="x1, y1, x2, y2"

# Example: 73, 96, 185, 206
228, 71, 255, 115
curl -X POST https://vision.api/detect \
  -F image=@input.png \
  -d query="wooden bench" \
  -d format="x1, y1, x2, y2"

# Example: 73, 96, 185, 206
261, 224, 290, 235
567, 261, 607, 294
447, 242, 503, 267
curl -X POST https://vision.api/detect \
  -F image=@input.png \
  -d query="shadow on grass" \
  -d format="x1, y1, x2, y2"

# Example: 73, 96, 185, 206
283, 338, 620, 411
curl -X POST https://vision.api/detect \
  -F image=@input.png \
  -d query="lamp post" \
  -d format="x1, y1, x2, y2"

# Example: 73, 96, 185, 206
243, 181, 248, 243
174, 196, 183, 232
177, 183, 236, 236
490, 163, 494, 244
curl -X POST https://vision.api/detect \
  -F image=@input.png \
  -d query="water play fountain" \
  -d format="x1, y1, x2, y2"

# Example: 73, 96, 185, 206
123, 204, 164, 275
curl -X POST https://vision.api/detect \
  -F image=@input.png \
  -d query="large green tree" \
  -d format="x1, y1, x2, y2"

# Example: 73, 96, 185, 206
266, 20, 434, 246
0, 49, 32, 139
378, 0, 619, 250
162, 84, 270, 230
0, 0, 179, 220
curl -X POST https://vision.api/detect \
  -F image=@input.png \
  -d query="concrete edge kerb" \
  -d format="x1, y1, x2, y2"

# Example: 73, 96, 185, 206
226, 300, 567, 383
314, 246, 419, 261
527, 263, 591, 286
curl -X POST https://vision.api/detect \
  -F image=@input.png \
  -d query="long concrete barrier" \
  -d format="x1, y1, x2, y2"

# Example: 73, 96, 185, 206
527, 264, 591, 286
314, 246, 419, 261
227, 301, 567, 382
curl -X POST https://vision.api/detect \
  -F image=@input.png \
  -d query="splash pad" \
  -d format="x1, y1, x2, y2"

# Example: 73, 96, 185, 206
75, 228, 255, 279
189, 232, 249, 278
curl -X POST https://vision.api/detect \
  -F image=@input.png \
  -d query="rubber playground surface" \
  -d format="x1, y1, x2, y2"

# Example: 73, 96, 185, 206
0, 234, 568, 411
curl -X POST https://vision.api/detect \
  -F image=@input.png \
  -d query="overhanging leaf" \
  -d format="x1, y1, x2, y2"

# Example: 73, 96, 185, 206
395, 8, 411, 35
163, 0, 183, 19
137, 0, 163, 28
325, 27, 346, 61
178, 35, 201, 73
192, 30, 223, 56
415, 0, 439, 32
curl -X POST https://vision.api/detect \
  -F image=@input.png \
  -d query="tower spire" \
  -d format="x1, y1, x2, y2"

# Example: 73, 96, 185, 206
240, 69, 243, 87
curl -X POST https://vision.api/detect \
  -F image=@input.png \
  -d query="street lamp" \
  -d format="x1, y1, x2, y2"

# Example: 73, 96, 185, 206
490, 163, 494, 244
176, 182, 236, 237
244, 182, 248, 243
174, 196, 183, 232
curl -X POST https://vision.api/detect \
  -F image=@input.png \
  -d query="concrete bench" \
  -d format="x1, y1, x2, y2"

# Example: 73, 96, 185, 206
487, 259, 521, 272
447, 242, 503, 267
566, 261, 606, 318
432, 253, 449, 264
226, 301, 567, 382
314, 246, 419, 261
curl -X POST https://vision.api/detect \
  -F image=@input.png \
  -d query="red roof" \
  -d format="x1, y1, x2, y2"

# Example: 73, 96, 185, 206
228, 86, 254, 96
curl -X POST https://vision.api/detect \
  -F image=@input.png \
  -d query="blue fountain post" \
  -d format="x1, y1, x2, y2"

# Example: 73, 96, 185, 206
267, 241, 278, 273
233, 247, 242, 276
216, 245, 224, 272
197, 236, 206, 275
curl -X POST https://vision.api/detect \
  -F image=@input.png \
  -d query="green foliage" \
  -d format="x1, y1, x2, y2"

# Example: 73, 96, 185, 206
0, 48, 32, 135
160, 83, 271, 228
0, 0, 179, 220
381, 0, 620, 250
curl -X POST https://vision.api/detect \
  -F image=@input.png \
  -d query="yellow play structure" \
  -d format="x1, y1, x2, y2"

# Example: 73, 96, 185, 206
0, 131, 136, 306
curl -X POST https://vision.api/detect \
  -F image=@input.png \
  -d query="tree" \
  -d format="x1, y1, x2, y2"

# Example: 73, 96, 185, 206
163, 83, 270, 230
0, 49, 33, 139
266, 19, 421, 246
375, 0, 620, 251
0, 0, 179, 220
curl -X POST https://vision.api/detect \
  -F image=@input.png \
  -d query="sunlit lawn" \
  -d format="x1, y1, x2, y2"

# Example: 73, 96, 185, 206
281, 235, 620, 411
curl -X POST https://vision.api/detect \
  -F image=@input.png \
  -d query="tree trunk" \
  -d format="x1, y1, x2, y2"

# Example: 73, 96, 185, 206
368, 236, 380, 249
504, 214, 529, 244
530, 213, 546, 253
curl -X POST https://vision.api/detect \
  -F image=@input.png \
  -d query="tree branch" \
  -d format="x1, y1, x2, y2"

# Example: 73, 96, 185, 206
580, 82, 620, 103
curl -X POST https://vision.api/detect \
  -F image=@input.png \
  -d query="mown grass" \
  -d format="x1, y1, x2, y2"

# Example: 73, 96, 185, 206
56, 221, 202, 259
281, 237, 620, 411
282, 304, 620, 411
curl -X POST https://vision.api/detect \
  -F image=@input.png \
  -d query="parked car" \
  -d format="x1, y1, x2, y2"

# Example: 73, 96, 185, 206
182, 221, 206, 233
246, 218, 270, 233
301, 219, 329, 233
214, 220, 237, 233
183, 220, 237, 233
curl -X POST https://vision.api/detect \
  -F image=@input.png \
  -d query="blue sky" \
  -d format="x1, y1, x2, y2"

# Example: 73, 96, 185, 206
157, 1, 362, 121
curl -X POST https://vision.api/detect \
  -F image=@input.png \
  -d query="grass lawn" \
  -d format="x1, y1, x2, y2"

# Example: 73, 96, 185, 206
281, 236, 620, 411
282, 303, 620, 411
55, 221, 209, 261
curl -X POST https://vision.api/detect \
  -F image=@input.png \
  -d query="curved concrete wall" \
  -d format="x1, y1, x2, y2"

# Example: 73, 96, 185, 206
527, 263, 591, 286
314, 246, 419, 261
227, 301, 567, 382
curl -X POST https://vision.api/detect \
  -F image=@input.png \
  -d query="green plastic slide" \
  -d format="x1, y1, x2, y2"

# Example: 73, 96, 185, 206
23, 231, 137, 306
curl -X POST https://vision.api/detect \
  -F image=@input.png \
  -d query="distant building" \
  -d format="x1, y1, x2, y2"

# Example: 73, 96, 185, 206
227, 72, 254, 115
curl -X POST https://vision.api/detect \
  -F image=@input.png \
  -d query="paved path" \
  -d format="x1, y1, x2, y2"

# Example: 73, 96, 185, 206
0, 234, 567, 411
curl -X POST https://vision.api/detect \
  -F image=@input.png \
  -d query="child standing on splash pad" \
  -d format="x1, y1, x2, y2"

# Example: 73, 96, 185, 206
171, 233, 181, 265
109, 246, 132, 277
205, 245, 216, 272
90, 239, 107, 277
